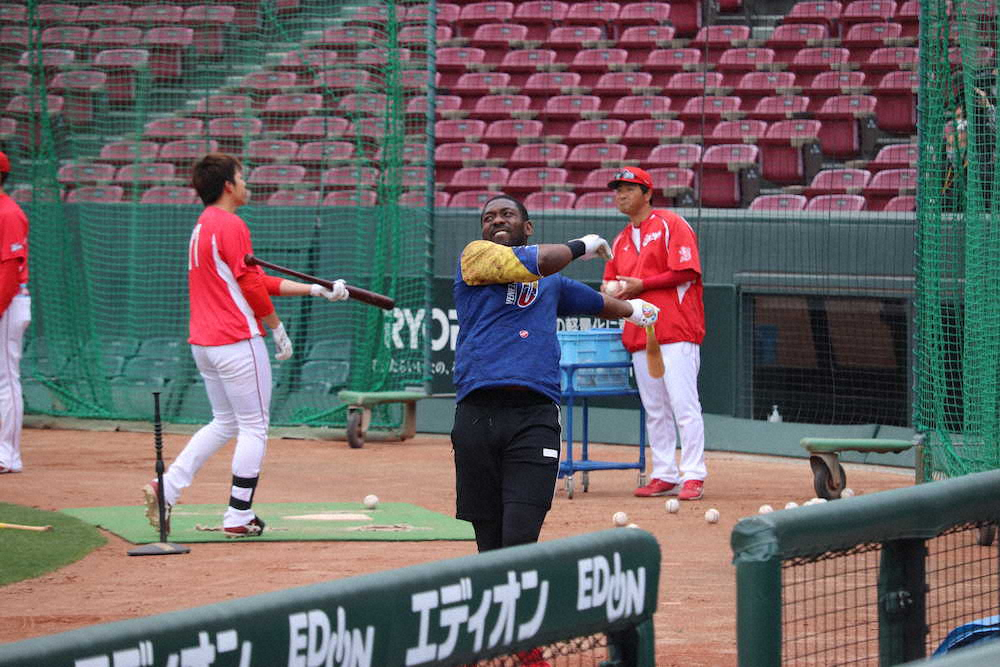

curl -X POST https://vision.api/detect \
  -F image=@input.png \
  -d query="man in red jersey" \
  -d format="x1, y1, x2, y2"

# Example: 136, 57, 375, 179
143, 153, 349, 537
602, 167, 707, 501
0, 151, 30, 474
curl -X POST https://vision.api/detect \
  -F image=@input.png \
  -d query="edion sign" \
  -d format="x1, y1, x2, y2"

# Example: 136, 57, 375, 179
576, 552, 646, 622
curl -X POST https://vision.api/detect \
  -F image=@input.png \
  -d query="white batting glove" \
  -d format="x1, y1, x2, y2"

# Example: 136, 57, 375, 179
272, 322, 293, 360
310, 280, 349, 302
571, 233, 614, 261
625, 299, 659, 327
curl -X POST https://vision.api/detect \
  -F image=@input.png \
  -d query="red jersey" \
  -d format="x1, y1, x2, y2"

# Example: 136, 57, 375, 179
0, 193, 29, 285
604, 208, 705, 351
187, 206, 266, 346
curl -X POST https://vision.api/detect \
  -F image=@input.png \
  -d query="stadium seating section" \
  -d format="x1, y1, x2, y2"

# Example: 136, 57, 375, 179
2, 0, 924, 211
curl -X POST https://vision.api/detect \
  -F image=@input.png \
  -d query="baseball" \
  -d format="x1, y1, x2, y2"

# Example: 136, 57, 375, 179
665, 498, 680, 514
842, 488, 855, 497
626, 523, 640, 529
704, 508, 720, 524
605, 279, 626, 297
784, 501, 799, 510
759, 504, 774, 514
363, 494, 379, 509
612, 511, 629, 527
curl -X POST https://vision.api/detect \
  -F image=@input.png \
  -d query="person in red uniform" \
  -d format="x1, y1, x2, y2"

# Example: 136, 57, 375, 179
143, 152, 350, 537
602, 167, 708, 500
0, 151, 30, 474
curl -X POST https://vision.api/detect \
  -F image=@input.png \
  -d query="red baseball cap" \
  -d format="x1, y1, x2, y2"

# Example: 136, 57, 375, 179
0, 151, 9, 173
607, 166, 653, 190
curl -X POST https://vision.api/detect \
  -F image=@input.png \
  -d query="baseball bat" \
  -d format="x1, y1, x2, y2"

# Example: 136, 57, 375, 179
645, 325, 665, 379
0, 521, 53, 532
244, 254, 395, 310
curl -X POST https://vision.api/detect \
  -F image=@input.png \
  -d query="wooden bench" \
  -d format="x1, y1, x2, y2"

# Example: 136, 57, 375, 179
336, 390, 430, 449
801, 437, 919, 499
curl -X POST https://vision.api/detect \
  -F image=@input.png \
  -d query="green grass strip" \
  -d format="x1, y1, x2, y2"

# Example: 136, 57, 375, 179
0, 503, 106, 586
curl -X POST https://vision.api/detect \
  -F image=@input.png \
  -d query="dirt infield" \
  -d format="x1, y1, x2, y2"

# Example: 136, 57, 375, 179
0, 425, 914, 665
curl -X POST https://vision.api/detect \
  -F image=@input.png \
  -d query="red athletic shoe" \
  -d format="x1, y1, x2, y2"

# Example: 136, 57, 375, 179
223, 516, 266, 538
678, 479, 704, 501
516, 648, 551, 667
633, 478, 678, 497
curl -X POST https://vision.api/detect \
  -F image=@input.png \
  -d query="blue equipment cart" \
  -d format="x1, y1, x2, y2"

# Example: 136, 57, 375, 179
557, 330, 647, 499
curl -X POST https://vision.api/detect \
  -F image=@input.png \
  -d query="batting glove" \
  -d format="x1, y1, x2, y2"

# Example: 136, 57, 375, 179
570, 234, 614, 261
272, 322, 293, 360
625, 299, 659, 327
310, 280, 349, 302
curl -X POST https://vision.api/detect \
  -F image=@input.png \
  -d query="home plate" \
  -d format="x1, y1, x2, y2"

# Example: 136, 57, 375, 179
285, 512, 373, 522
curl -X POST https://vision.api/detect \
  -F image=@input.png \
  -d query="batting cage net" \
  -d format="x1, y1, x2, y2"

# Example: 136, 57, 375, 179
4, 0, 434, 427
913, 0, 1000, 479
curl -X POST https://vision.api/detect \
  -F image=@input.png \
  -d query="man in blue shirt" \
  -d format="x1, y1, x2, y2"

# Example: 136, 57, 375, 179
452, 194, 658, 554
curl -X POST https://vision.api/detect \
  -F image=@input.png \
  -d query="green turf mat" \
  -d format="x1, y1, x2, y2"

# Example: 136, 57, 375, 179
61, 502, 474, 544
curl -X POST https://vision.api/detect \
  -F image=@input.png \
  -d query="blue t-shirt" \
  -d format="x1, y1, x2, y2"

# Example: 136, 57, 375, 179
453, 245, 604, 402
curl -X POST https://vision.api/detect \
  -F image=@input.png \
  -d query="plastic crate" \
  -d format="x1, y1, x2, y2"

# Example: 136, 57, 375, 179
558, 328, 630, 392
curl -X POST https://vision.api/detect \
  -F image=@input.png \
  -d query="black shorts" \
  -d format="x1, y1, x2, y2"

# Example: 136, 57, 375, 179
451, 388, 562, 522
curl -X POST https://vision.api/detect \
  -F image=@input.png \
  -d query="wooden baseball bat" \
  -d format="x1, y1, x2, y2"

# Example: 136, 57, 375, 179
645, 325, 665, 379
245, 254, 395, 310
0, 521, 53, 532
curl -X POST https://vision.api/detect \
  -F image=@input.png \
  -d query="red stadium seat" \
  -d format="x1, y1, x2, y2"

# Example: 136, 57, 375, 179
646, 143, 703, 167
399, 190, 451, 208
513, 1, 570, 40
38, 3, 81, 24
883, 194, 915, 211
323, 190, 378, 207
524, 191, 577, 210
311, 69, 375, 93
566, 119, 628, 145
610, 95, 674, 121
734, 72, 799, 111
541, 95, 602, 131
48, 70, 107, 124
276, 49, 338, 71
470, 23, 530, 62
749, 194, 808, 211
617, 2, 671, 26
546, 26, 604, 61
8, 186, 33, 204
507, 143, 568, 168
143, 117, 204, 141
400, 69, 436, 92
0, 3, 26, 22
765, 23, 830, 62
191, 95, 252, 117
746, 95, 811, 122
593, 72, 654, 97
455, 2, 515, 38
571, 48, 629, 86
41, 25, 90, 48
437, 47, 488, 87
814, 94, 878, 158
159, 139, 218, 166
664, 72, 726, 111
142, 26, 194, 81
93, 48, 149, 102
482, 120, 544, 158
895, 0, 918, 38
808, 71, 868, 111
677, 96, 743, 138
17, 48, 75, 72
431, 3, 461, 25
840, 0, 897, 36
296, 141, 354, 168
140, 186, 198, 205
874, 70, 918, 133
317, 26, 381, 51
862, 167, 915, 210
506, 167, 570, 194
564, 143, 628, 170
100, 141, 159, 165
132, 4, 184, 24
698, 144, 761, 207
863, 46, 918, 75
706, 119, 769, 146
867, 143, 916, 172
574, 191, 618, 209
689, 25, 752, 64
435, 142, 491, 166
437, 119, 488, 144
338, 93, 387, 115
645, 48, 703, 74
320, 166, 379, 189
448, 191, 498, 208
454, 72, 514, 97
843, 22, 906, 62
522, 72, 582, 98
668, 0, 703, 37
623, 119, 686, 159
263, 93, 323, 133
645, 167, 697, 205
266, 190, 321, 207
498, 49, 558, 77
6, 94, 65, 129
207, 117, 262, 152
65, 185, 124, 203
239, 71, 298, 103
564, 1, 621, 31
787, 47, 851, 87
784, 1, 843, 34
472, 95, 533, 120
445, 166, 509, 193
576, 167, 625, 192
1, 27, 29, 63
183, 5, 237, 56
287, 116, 349, 141
78, 4, 132, 25
618, 25, 677, 62
115, 163, 178, 187
759, 119, 823, 185
245, 139, 299, 164
342, 4, 390, 26
89, 26, 142, 53
803, 167, 871, 198
401, 166, 429, 190
357, 47, 412, 68
805, 194, 867, 211
398, 25, 453, 48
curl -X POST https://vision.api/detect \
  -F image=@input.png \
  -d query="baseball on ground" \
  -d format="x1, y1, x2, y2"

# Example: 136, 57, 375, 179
363, 494, 379, 509
612, 511, 629, 527
785, 501, 799, 509
759, 504, 774, 514
704, 508, 720, 524
665, 498, 680, 514
842, 488, 856, 497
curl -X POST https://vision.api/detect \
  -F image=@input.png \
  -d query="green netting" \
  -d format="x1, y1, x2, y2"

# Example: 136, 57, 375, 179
915, 0, 1000, 478
5, 0, 434, 428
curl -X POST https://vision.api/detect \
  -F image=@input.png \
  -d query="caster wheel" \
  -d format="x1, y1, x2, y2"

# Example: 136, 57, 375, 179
582, 471, 590, 493
565, 476, 575, 499
978, 524, 997, 547
346, 410, 365, 449
813, 461, 846, 499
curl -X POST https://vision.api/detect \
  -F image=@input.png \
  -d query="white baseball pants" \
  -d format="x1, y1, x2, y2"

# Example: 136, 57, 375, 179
162, 336, 271, 527
632, 342, 707, 484
0, 295, 30, 472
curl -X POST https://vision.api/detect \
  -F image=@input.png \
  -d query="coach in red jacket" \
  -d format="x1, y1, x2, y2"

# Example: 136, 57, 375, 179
602, 167, 707, 501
